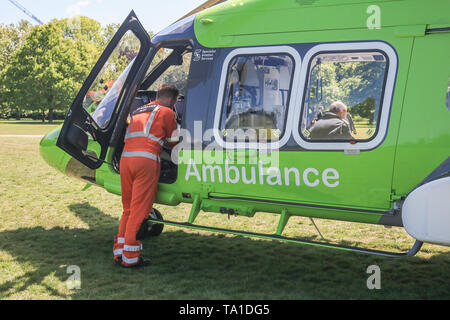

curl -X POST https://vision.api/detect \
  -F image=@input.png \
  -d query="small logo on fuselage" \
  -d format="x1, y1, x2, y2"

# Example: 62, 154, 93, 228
193, 49, 202, 62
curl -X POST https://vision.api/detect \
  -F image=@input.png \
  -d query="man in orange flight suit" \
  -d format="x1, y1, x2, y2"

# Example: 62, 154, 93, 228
113, 84, 180, 268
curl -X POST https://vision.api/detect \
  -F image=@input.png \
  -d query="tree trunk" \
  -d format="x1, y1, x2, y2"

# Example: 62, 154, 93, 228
48, 108, 53, 123
42, 110, 45, 122
12, 106, 20, 120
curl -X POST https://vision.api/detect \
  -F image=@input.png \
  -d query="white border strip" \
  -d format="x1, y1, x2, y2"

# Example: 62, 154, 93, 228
213, 46, 302, 150
291, 41, 398, 151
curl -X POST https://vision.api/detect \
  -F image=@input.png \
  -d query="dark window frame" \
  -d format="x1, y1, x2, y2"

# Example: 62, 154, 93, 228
219, 52, 296, 143
298, 49, 391, 144
86, 29, 144, 132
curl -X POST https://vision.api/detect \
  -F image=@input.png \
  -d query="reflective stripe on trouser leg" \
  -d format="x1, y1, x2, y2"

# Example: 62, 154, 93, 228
113, 236, 125, 261
122, 243, 143, 266
121, 255, 139, 265
124, 244, 143, 252
121, 157, 161, 266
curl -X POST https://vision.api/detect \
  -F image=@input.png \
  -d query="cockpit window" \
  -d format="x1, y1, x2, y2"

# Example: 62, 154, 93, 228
220, 54, 294, 142
300, 51, 388, 141
148, 52, 192, 96
84, 30, 141, 129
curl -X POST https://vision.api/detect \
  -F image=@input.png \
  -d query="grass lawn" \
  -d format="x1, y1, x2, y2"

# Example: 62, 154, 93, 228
0, 120, 63, 135
0, 126, 449, 300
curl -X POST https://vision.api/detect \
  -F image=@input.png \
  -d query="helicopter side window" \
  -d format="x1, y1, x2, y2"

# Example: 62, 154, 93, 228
300, 51, 388, 142
220, 54, 294, 143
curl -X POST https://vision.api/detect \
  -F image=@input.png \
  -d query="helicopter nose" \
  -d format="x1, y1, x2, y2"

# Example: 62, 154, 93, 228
40, 126, 69, 174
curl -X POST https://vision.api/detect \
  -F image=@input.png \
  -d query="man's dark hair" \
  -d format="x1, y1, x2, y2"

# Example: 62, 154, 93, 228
157, 84, 179, 100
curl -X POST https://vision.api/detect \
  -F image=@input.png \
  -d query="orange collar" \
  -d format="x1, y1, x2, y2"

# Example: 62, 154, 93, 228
149, 100, 174, 111
149, 100, 166, 107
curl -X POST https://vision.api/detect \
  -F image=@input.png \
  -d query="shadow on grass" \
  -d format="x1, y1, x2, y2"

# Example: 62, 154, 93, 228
0, 203, 449, 299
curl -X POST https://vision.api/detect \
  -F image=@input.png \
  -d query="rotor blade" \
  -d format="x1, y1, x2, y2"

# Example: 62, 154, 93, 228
176, 0, 228, 23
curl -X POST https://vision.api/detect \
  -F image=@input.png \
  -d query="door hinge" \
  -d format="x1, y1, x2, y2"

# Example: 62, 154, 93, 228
388, 191, 405, 215
390, 190, 403, 202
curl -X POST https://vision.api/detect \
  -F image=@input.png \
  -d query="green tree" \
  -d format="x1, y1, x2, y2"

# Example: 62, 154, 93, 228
351, 97, 376, 124
103, 23, 121, 46
149, 52, 192, 95
0, 20, 32, 119
0, 20, 32, 70
1, 17, 102, 122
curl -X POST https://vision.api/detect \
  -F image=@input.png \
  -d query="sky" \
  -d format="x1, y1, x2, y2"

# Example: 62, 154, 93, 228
1, 0, 207, 34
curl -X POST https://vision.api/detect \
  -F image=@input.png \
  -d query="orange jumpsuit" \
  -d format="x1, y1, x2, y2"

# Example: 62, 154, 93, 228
113, 101, 178, 266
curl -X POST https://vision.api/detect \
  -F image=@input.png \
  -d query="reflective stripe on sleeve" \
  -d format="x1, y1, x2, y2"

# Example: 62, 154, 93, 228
117, 238, 125, 244
121, 151, 160, 162
114, 249, 123, 256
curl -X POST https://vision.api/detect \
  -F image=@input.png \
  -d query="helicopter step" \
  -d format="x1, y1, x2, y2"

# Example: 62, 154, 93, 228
147, 218, 424, 258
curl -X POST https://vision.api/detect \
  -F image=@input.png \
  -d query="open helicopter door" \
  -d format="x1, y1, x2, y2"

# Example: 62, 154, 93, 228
57, 11, 153, 169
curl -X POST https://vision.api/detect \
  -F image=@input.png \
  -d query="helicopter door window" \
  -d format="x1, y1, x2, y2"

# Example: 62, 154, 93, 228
300, 51, 388, 141
86, 31, 141, 129
219, 54, 294, 144
293, 42, 397, 151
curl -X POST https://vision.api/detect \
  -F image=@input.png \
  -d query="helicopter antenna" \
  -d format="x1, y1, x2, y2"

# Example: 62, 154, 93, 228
7, 0, 44, 25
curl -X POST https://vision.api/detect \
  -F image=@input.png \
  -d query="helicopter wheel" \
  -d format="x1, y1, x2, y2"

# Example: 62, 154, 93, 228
147, 208, 164, 237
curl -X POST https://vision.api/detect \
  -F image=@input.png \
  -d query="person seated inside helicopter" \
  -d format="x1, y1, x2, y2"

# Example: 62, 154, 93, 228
315, 106, 325, 122
312, 105, 357, 135
309, 101, 353, 140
